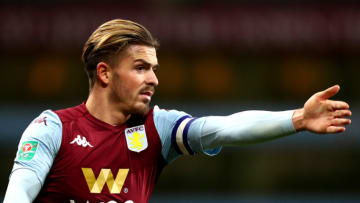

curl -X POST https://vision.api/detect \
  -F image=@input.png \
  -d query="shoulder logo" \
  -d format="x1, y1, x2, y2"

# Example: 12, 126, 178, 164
70, 135, 93, 148
17, 141, 39, 161
125, 125, 148, 153
34, 116, 47, 126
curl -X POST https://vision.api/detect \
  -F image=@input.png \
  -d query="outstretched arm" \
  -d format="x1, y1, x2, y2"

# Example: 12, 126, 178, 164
183, 85, 352, 152
154, 85, 352, 158
292, 85, 351, 133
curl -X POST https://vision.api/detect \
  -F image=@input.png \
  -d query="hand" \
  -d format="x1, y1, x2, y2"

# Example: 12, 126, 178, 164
292, 85, 352, 133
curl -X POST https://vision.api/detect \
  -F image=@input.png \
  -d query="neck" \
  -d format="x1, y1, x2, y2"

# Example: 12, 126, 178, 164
85, 89, 130, 126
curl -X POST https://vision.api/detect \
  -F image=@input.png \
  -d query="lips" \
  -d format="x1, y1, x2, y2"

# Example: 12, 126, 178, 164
139, 88, 154, 101
140, 91, 153, 97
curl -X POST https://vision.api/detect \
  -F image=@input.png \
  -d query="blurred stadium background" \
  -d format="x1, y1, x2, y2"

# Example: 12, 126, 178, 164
1, 0, 359, 202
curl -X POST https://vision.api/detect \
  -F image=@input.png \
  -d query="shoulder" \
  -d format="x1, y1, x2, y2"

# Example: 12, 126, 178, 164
54, 103, 87, 124
26, 110, 62, 135
16, 109, 63, 163
151, 105, 195, 162
153, 105, 190, 125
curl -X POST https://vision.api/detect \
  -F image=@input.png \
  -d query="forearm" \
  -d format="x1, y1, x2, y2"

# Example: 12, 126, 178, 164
197, 110, 296, 150
4, 168, 42, 203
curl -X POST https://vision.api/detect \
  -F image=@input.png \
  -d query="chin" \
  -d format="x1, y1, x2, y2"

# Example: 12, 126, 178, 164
131, 102, 150, 116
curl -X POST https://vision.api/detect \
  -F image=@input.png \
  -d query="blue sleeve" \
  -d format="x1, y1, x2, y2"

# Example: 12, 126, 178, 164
198, 110, 295, 149
153, 106, 296, 163
153, 106, 221, 163
12, 110, 62, 186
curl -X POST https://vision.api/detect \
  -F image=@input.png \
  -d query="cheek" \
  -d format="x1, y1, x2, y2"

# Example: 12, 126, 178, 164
110, 77, 126, 98
115, 76, 142, 97
111, 70, 144, 99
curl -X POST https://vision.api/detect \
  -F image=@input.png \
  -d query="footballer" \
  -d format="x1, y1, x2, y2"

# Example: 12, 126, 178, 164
4, 19, 351, 203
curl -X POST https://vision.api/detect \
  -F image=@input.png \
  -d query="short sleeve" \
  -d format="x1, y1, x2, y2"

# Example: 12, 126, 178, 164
187, 117, 222, 156
153, 106, 221, 163
12, 110, 62, 186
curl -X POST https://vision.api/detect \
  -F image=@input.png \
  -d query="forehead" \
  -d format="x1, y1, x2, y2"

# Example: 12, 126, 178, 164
123, 44, 158, 65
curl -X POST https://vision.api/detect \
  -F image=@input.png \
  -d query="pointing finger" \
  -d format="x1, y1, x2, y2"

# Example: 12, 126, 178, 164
317, 85, 340, 100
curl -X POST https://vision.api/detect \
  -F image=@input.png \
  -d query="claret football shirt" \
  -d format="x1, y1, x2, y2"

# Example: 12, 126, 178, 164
10, 103, 296, 203
12, 103, 220, 203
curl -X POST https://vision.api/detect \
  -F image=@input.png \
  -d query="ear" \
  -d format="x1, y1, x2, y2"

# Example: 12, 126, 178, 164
96, 62, 111, 87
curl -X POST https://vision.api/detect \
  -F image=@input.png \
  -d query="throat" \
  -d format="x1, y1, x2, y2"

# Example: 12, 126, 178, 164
85, 99, 131, 126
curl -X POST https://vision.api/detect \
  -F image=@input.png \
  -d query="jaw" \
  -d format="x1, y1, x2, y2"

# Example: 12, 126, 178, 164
131, 102, 150, 116
126, 95, 151, 116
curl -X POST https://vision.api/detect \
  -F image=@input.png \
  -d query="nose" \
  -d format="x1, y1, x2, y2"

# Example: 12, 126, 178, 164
146, 69, 158, 87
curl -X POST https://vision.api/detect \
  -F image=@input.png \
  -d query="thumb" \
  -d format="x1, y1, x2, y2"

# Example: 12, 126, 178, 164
317, 85, 340, 100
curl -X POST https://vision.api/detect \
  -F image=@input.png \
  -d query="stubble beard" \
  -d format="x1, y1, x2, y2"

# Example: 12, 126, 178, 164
132, 101, 150, 117
111, 91, 150, 117
132, 87, 155, 116
111, 74, 152, 117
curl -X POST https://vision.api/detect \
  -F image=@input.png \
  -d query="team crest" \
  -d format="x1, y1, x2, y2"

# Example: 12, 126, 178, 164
125, 125, 148, 153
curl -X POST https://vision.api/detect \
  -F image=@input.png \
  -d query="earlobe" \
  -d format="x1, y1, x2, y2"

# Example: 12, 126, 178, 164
96, 62, 111, 86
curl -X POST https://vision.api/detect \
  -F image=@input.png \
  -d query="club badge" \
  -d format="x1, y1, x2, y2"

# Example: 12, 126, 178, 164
125, 125, 148, 153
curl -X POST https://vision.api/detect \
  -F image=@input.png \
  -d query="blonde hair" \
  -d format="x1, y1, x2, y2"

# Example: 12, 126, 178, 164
82, 19, 159, 89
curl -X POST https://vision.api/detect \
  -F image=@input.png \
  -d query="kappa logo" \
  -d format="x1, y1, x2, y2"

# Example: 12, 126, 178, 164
70, 135, 93, 148
34, 116, 47, 126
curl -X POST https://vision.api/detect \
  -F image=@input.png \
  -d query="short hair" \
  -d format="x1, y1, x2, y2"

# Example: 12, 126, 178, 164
82, 19, 159, 90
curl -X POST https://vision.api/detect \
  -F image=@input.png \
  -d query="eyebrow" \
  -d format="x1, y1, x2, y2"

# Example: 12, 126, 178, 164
134, 59, 160, 69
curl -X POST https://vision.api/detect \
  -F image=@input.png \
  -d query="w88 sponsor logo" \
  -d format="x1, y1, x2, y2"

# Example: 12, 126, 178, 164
70, 168, 134, 203
70, 200, 134, 203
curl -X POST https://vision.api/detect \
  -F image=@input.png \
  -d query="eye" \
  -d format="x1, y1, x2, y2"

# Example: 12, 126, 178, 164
135, 66, 145, 71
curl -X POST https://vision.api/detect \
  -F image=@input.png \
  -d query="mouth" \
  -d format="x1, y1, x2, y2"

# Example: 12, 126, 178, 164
140, 91, 153, 97
139, 90, 154, 102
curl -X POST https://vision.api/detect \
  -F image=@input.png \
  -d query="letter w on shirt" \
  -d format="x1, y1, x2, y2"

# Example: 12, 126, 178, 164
81, 168, 129, 194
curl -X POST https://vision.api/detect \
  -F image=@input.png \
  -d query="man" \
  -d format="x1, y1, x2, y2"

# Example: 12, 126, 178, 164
4, 19, 351, 203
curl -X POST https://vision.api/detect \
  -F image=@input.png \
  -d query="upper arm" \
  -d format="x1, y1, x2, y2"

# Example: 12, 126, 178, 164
153, 106, 221, 163
12, 110, 62, 186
